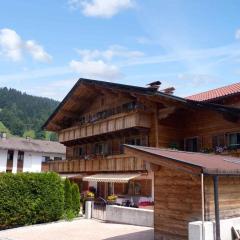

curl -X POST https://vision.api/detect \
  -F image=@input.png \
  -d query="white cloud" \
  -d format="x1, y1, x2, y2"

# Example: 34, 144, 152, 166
120, 43, 240, 67
136, 36, 155, 45
0, 66, 70, 83
68, 0, 134, 18
236, 29, 240, 40
0, 28, 22, 61
177, 73, 218, 86
25, 40, 52, 62
70, 45, 143, 80
0, 28, 52, 62
69, 59, 121, 80
76, 45, 143, 61
30, 78, 76, 100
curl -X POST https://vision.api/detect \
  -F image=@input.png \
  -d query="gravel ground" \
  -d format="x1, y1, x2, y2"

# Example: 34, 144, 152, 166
0, 219, 154, 240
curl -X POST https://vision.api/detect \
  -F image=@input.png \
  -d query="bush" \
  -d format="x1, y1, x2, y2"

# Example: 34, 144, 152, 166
0, 172, 64, 230
64, 178, 72, 212
72, 183, 80, 216
64, 209, 75, 221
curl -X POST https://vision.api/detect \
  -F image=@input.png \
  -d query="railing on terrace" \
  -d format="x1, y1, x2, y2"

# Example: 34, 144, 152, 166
41, 155, 146, 173
58, 111, 151, 143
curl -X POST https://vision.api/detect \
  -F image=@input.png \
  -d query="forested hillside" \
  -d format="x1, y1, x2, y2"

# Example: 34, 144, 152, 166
0, 87, 59, 140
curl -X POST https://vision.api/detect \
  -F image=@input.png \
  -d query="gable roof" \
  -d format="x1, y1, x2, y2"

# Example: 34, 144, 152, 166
186, 82, 240, 102
124, 145, 240, 175
0, 136, 66, 154
43, 78, 240, 131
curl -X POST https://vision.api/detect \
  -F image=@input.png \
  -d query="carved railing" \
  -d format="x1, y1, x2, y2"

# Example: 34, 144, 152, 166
58, 111, 151, 143
41, 155, 146, 173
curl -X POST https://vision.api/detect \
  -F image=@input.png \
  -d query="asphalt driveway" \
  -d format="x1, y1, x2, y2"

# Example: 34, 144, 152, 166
0, 219, 154, 240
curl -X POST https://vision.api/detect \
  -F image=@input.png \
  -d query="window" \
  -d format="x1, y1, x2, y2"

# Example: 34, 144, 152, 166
228, 133, 240, 147
126, 180, 152, 196
125, 135, 148, 146
42, 156, 50, 162
185, 137, 198, 152
73, 146, 85, 158
212, 134, 225, 148
54, 157, 62, 161
94, 142, 109, 155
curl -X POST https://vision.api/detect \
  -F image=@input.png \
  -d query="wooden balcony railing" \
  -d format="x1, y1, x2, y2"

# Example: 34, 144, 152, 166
58, 111, 151, 143
41, 155, 146, 173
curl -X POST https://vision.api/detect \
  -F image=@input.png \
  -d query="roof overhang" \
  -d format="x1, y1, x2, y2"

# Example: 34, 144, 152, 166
82, 173, 142, 183
43, 78, 240, 132
124, 145, 240, 176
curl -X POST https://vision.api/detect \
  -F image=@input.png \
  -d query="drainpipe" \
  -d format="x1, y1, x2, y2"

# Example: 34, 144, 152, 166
213, 175, 221, 240
201, 173, 205, 240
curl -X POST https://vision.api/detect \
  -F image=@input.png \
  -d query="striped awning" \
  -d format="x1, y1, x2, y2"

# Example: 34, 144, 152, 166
60, 174, 83, 179
83, 173, 142, 183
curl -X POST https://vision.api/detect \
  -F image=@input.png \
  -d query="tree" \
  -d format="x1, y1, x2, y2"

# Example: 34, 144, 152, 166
64, 178, 72, 212
0, 121, 11, 136
72, 183, 80, 215
23, 130, 36, 139
35, 131, 46, 140
0, 87, 59, 140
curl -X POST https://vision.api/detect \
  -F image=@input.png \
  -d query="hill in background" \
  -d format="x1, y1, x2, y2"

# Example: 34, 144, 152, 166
0, 87, 59, 141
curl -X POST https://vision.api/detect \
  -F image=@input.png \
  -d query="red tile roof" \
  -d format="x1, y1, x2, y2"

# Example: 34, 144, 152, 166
124, 145, 240, 175
186, 82, 240, 102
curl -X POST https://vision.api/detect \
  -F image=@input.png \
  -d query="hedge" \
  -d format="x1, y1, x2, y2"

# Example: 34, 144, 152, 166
72, 183, 80, 215
0, 172, 64, 229
63, 179, 81, 219
64, 178, 72, 212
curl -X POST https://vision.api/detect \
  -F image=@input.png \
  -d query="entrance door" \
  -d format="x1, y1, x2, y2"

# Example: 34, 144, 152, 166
6, 150, 14, 172
185, 137, 198, 152
17, 151, 24, 172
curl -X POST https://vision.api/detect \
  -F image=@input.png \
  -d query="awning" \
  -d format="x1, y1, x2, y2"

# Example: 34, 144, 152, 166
83, 173, 142, 183
60, 174, 83, 179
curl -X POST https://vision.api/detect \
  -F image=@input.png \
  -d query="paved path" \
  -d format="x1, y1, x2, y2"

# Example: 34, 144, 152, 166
0, 219, 154, 240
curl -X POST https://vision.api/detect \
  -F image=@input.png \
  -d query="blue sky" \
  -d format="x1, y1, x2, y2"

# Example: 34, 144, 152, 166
0, 0, 240, 100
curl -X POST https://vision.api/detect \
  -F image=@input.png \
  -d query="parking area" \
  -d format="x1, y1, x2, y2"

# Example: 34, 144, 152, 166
0, 219, 154, 240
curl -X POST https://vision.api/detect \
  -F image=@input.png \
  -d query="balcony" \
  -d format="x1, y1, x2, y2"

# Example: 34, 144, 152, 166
58, 111, 151, 143
41, 155, 146, 173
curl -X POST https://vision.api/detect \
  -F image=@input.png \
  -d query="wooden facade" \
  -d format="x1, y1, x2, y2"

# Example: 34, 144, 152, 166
125, 145, 240, 240
154, 167, 202, 240
43, 79, 240, 239
154, 167, 240, 240
43, 79, 240, 176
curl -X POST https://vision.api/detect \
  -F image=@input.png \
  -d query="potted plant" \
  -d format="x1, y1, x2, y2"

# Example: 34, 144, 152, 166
85, 191, 95, 201
107, 194, 117, 204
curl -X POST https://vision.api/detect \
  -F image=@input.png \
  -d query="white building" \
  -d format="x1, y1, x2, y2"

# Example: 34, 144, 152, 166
0, 134, 66, 173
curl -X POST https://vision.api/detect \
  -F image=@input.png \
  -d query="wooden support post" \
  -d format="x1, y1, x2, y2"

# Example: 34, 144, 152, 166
155, 104, 159, 147
213, 175, 221, 240
201, 173, 205, 240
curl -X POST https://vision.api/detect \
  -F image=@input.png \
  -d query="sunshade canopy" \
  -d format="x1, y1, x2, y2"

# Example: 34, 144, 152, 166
83, 173, 142, 183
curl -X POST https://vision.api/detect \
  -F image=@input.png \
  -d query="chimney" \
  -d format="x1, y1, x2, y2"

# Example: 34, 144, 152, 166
161, 87, 175, 95
146, 81, 161, 91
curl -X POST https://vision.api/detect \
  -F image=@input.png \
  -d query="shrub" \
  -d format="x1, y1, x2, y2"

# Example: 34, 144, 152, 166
72, 183, 80, 216
64, 209, 75, 221
64, 178, 72, 212
0, 172, 64, 230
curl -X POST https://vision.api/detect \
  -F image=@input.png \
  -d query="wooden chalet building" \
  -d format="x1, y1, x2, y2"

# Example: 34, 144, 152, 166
43, 79, 240, 209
